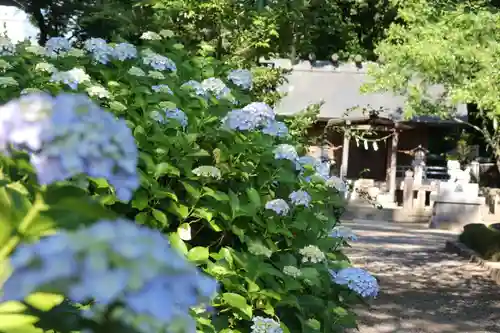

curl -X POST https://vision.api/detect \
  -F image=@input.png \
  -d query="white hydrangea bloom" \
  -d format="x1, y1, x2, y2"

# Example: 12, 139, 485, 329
140, 31, 162, 40
192, 166, 221, 179
35, 62, 56, 73
283, 265, 302, 278
251, 316, 283, 333
265, 199, 290, 216
0, 59, 12, 71
299, 245, 325, 264
248, 243, 272, 258
86, 85, 110, 99
0, 77, 18, 87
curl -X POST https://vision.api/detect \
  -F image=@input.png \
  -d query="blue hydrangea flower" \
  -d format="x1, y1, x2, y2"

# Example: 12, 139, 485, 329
289, 190, 311, 207
0, 93, 139, 202
222, 109, 259, 131
151, 84, 173, 94
45, 37, 72, 57
273, 144, 298, 161
151, 108, 187, 128
142, 51, 176, 72
330, 226, 357, 241
315, 161, 331, 180
330, 267, 379, 298
296, 156, 331, 181
50, 68, 91, 90
221, 101, 275, 131
326, 175, 348, 192
111, 43, 137, 61
181, 80, 206, 97
251, 316, 283, 333
83, 38, 113, 64
296, 156, 319, 170
201, 78, 231, 99
0, 37, 15, 56
227, 69, 253, 90
265, 199, 290, 216
262, 120, 288, 137
3, 219, 218, 333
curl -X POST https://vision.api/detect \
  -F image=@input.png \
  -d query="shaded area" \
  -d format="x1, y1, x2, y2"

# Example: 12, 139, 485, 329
343, 220, 500, 333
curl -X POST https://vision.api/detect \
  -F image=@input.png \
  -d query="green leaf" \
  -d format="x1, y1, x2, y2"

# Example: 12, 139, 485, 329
152, 209, 168, 226
222, 293, 252, 318
24, 293, 64, 312
203, 188, 229, 202
181, 181, 201, 200
155, 162, 180, 177
168, 201, 190, 219
245, 187, 261, 208
187, 246, 209, 262
0, 301, 40, 332
228, 190, 240, 218
168, 233, 188, 255
41, 196, 116, 232
132, 190, 149, 210
192, 207, 213, 222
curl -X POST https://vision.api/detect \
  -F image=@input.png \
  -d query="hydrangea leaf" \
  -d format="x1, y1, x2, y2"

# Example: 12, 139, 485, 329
187, 246, 209, 262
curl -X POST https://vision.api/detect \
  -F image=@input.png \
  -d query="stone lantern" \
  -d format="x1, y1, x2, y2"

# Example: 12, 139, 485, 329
411, 145, 428, 186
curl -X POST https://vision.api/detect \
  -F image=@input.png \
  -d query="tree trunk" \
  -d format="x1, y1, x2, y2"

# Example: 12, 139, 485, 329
29, 4, 49, 45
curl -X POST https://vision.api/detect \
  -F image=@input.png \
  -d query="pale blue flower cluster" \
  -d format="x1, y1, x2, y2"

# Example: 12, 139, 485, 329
201, 77, 231, 99
3, 219, 218, 333
142, 51, 177, 72
330, 267, 379, 298
45, 37, 72, 57
181, 80, 206, 97
0, 93, 139, 201
262, 121, 288, 137
227, 69, 253, 90
330, 226, 357, 241
83, 38, 113, 64
0, 37, 15, 55
251, 316, 283, 333
165, 108, 188, 127
222, 102, 276, 132
289, 190, 312, 207
112, 42, 138, 61
273, 144, 298, 161
295, 156, 331, 181
265, 199, 290, 216
152, 84, 173, 94
151, 108, 188, 128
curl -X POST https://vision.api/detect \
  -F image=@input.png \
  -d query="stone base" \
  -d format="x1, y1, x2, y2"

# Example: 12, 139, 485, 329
429, 197, 485, 232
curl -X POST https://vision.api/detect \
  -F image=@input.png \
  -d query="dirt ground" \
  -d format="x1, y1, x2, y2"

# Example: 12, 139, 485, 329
342, 220, 500, 333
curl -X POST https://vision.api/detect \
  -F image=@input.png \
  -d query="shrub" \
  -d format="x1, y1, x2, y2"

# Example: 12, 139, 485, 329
0, 32, 378, 333
459, 223, 500, 261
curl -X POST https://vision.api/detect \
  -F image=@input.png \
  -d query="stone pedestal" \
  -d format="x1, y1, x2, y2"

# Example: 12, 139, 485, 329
429, 182, 484, 232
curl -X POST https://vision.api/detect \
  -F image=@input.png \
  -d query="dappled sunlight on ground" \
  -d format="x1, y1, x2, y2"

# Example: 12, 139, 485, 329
342, 219, 500, 333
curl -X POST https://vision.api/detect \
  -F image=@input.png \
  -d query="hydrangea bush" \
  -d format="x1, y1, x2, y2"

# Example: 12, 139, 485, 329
0, 31, 378, 333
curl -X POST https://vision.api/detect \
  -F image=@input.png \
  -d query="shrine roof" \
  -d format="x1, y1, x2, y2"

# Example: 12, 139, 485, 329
262, 58, 468, 124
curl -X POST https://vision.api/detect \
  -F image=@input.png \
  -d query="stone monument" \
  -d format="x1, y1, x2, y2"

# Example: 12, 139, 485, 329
429, 160, 484, 232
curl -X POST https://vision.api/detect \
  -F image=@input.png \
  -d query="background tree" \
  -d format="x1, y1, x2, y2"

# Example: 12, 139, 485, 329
363, 0, 500, 171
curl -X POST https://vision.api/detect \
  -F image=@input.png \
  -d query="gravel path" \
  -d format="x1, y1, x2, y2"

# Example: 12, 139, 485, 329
342, 219, 500, 333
